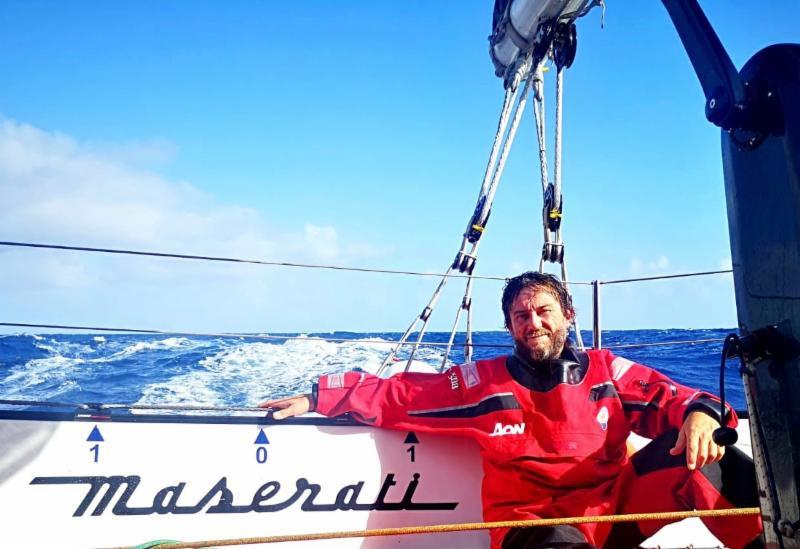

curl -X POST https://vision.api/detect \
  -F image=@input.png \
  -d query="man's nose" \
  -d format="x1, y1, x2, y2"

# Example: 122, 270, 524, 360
527, 312, 543, 329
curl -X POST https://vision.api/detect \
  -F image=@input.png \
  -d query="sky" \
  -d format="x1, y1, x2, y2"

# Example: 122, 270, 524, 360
0, 1, 797, 334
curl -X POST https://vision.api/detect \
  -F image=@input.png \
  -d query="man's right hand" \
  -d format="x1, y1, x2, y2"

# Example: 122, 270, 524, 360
259, 394, 313, 419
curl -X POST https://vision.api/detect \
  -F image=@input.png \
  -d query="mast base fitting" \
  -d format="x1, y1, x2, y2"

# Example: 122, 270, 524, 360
736, 323, 800, 373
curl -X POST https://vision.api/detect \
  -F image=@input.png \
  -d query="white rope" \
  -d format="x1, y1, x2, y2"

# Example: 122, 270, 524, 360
533, 64, 549, 195
440, 275, 476, 371
444, 73, 534, 368
385, 60, 535, 372
453, 81, 519, 265
376, 266, 454, 375
531, 61, 584, 350
482, 73, 534, 221
553, 66, 564, 211
465, 294, 474, 363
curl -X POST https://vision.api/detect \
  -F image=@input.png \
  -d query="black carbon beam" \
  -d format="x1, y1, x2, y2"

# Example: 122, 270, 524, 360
663, 1, 800, 547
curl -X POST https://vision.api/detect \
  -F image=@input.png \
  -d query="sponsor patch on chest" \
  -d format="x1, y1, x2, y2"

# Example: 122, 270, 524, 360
489, 422, 525, 437
610, 357, 634, 380
459, 362, 481, 389
448, 369, 459, 390
596, 405, 609, 431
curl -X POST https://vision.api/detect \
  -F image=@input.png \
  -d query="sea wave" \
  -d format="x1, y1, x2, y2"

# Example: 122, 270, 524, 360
0, 329, 745, 409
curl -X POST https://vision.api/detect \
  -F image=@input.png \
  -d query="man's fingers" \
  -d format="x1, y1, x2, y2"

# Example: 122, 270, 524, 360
271, 397, 311, 420
273, 402, 300, 420
259, 395, 303, 409
669, 429, 687, 455
686, 433, 699, 470
694, 435, 709, 469
707, 440, 725, 465
273, 408, 289, 420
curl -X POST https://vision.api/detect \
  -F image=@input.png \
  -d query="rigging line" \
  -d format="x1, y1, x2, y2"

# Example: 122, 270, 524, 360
605, 337, 725, 349
0, 399, 268, 413
105, 508, 761, 548
0, 240, 513, 282
0, 322, 513, 349
377, 264, 456, 376
599, 269, 732, 285
532, 63, 549, 194
553, 64, 564, 208
0, 321, 732, 352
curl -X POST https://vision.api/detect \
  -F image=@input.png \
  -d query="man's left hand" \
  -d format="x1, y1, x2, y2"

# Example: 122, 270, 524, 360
669, 411, 725, 470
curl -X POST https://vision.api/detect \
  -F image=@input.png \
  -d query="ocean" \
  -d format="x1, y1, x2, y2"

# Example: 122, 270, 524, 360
0, 328, 746, 411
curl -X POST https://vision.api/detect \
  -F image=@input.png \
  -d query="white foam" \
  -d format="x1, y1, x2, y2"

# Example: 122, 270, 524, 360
33, 338, 95, 357
91, 337, 206, 363
135, 336, 444, 407
0, 355, 84, 399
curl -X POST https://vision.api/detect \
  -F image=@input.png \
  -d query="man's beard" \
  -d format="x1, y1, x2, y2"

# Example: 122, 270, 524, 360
515, 326, 569, 363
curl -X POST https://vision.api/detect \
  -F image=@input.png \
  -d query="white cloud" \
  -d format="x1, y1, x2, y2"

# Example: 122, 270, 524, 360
629, 254, 671, 276
303, 223, 339, 260
0, 117, 388, 300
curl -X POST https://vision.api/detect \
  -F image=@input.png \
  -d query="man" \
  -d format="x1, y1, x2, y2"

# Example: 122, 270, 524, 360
262, 271, 763, 548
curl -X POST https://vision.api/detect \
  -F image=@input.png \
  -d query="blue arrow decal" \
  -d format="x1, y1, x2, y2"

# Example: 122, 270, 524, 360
87, 425, 104, 442
254, 429, 269, 445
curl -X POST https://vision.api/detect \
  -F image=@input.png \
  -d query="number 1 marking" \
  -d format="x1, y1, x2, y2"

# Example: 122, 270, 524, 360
406, 445, 416, 463
90, 444, 99, 463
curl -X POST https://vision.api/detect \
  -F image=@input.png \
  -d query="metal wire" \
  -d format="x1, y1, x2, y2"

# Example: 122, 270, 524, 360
607, 337, 725, 350
0, 240, 511, 282
0, 321, 513, 350
0, 398, 268, 413
600, 269, 732, 285
0, 321, 730, 353
3, 240, 732, 286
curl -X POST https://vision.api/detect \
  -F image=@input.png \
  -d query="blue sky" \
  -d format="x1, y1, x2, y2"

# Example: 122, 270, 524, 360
0, 1, 797, 333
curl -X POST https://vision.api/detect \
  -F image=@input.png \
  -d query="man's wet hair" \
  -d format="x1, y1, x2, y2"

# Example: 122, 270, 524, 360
501, 271, 575, 329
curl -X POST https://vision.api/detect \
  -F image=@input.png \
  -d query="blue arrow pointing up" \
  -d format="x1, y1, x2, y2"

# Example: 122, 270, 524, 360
87, 425, 104, 442
404, 432, 419, 444
254, 429, 270, 445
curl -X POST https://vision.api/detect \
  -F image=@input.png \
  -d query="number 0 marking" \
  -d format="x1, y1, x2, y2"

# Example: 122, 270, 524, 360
256, 446, 268, 464
90, 444, 99, 463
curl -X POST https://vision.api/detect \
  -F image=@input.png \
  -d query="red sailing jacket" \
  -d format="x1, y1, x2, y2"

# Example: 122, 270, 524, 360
314, 348, 734, 547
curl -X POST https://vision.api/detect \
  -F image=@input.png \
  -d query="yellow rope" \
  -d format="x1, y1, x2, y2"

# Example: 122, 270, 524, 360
109, 507, 761, 549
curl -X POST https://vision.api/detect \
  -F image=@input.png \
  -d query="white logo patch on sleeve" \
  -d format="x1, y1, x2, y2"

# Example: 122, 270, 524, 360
326, 373, 345, 389
459, 362, 481, 389
610, 357, 634, 380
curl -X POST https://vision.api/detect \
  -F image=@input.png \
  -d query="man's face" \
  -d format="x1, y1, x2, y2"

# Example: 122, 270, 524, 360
507, 286, 572, 362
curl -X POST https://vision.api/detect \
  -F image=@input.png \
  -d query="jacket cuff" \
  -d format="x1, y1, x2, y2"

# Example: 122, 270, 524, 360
685, 395, 735, 426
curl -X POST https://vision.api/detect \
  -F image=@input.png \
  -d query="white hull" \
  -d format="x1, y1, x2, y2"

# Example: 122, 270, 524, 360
0, 410, 485, 548
0, 408, 753, 548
